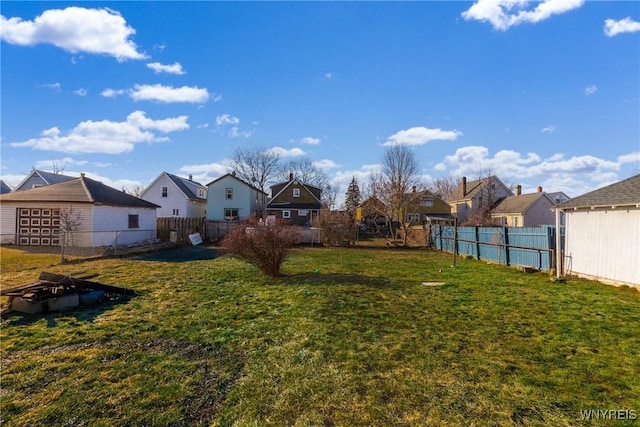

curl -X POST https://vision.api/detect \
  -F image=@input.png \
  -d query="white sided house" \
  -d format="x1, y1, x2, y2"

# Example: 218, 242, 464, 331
0, 174, 159, 248
491, 185, 557, 227
555, 174, 640, 288
141, 172, 207, 218
206, 173, 268, 221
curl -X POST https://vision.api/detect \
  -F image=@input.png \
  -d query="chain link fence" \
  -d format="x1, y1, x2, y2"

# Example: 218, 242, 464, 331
1, 229, 169, 274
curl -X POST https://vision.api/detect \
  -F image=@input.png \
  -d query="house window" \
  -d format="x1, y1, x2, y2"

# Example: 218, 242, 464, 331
226, 188, 233, 200
407, 213, 420, 222
514, 217, 519, 227
282, 210, 291, 219
224, 208, 239, 220
161, 186, 168, 197
293, 188, 300, 198
172, 209, 179, 216
128, 214, 139, 229
420, 197, 434, 207
298, 210, 308, 216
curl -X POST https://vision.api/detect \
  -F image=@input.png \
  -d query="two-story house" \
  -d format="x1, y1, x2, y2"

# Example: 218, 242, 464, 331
404, 188, 454, 226
206, 173, 268, 221
447, 176, 513, 224
141, 172, 207, 218
267, 174, 322, 226
490, 185, 557, 227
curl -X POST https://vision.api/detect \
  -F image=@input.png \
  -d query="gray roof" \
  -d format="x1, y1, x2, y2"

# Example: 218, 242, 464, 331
555, 174, 640, 210
0, 175, 159, 209
165, 172, 207, 202
0, 180, 11, 194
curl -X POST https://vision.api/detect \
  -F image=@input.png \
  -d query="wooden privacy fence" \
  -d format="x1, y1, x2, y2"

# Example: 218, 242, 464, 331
157, 217, 206, 244
429, 225, 563, 271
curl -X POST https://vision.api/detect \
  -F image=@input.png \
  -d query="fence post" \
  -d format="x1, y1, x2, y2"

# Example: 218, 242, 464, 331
503, 226, 510, 267
475, 226, 480, 260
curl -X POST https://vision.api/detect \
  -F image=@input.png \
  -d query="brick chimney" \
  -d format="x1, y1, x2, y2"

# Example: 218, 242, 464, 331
412, 185, 417, 192
516, 185, 521, 196
461, 176, 467, 197
537, 186, 543, 193
189, 174, 193, 181
289, 172, 294, 181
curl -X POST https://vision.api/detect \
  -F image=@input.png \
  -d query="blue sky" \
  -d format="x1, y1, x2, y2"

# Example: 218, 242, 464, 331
1, 1, 639, 203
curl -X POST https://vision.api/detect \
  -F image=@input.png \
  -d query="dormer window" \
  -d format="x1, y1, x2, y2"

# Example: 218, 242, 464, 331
293, 188, 300, 198
161, 186, 168, 197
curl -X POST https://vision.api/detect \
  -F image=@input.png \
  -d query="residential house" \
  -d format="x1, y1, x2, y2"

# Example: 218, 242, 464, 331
13, 169, 75, 191
555, 174, 640, 287
141, 172, 207, 218
206, 173, 268, 221
267, 174, 322, 226
356, 196, 388, 231
547, 191, 571, 204
0, 180, 12, 194
446, 176, 513, 224
0, 174, 159, 248
404, 188, 454, 226
490, 185, 557, 227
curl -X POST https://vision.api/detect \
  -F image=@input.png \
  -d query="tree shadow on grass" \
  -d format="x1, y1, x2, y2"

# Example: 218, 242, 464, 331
277, 272, 394, 288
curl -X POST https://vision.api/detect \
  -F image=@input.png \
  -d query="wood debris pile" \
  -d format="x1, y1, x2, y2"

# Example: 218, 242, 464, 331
1, 272, 135, 316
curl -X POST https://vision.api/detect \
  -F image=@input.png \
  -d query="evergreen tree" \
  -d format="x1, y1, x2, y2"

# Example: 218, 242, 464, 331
344, 176, 361, 219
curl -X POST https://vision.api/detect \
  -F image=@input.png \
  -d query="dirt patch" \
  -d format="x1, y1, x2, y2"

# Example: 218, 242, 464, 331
135, 246, 219, 263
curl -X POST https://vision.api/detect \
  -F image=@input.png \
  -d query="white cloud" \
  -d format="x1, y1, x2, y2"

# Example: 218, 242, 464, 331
618, 152, 640, 164
216, 114, 240, 126
541, 125, 556, 133
146, 62, 185, 75
267, 147, 305, 157
313, 159, 340, 169
228, 127, 253, 138
299, 137, 321, 145
462, 0, 584, 31
384, 126, 462, 146
73, 88, 88, 96
101, 88, 125, 98
325, 72, 334, 79
435, 145, 629, 196
211, 93, 222, 102
604, 17, 640, 37
0, 7, 146, 61
179, 161, 232, 185
584, 85, 598, 95
40, 82, 61, 92
129, 84, 209, 103
10, 110, 188, 154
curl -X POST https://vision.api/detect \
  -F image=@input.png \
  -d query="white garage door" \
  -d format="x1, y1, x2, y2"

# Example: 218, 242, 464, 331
18, 208, 61, 246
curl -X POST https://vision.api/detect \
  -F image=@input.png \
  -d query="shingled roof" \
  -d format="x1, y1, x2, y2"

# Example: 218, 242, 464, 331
492, 192, 553, 214
0, 175, 159, 209
165, 172, 207, 202
555, 174, 640, 210
447, 176, 512, 202
0, 180, 11, 194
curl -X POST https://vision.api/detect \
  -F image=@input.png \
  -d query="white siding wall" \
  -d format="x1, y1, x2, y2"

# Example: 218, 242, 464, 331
185, 199, 207, 218
92, 205, 157, 247
0, 202, 94, 246
564, 208, 640, 287
142, 175, 190, 217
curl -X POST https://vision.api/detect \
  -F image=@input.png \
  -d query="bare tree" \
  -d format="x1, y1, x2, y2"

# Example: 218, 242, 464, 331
50, 159, 66, 174
462, 169, 507, 226
428, 176, 459, 200
322, 182, 339, 210
230, 146, 282, 193
281, 157, 328, 189
370, 144, 423, 246
130, 184, 144, 198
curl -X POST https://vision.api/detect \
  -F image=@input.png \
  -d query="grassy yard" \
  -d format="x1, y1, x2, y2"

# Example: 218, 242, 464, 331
1, 246, 639, 426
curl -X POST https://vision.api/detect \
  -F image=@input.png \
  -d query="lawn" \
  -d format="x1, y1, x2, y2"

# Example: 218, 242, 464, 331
1, 246, 639, 426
